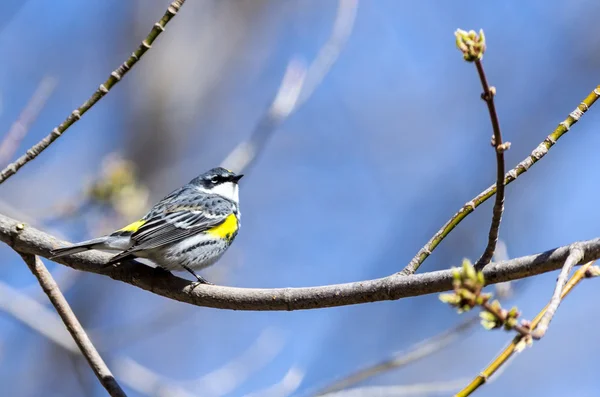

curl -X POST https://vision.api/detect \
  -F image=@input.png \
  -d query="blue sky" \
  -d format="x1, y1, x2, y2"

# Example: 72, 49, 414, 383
1, 1, 599, 396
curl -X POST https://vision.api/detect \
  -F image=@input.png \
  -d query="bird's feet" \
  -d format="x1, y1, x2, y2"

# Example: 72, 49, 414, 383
182, 264, 213, 286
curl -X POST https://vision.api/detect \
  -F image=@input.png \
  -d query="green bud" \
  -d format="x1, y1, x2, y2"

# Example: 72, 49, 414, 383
454, 28, 486, 62
462, 259, 476, 281
439, 293, 460, 305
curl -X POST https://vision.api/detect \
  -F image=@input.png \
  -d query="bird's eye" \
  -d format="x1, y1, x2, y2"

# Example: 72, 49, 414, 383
210, 177, 219, 184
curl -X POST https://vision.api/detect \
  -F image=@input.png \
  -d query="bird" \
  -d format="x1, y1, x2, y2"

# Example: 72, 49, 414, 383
50, 167, 243, 284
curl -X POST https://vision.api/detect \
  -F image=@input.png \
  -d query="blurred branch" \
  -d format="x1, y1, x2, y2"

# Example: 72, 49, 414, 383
315, 317, 478, 396
0, 278, 79, 353
320, 379, 470, 397
0, 0, 187, 185
112, 357, 195, 397
18, 253, 126, 397
115, 328, 284, 397
2, 213, 600, 311
0, 76, 57, 165
453, 29, 509, 270
178, 328, 285, 396
400, 84, 600, 275
531, 243, 584, 339
246, 366, 305, 397
456, 261, 598, 397
221, 0, 358, 174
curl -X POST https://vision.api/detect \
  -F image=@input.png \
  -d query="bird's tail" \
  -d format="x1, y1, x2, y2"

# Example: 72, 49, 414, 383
50, 237, 110, 259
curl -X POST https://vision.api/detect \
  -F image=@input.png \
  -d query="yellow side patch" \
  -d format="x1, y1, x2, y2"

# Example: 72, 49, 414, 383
118, 219, 146, 233
206, 214, 238, 240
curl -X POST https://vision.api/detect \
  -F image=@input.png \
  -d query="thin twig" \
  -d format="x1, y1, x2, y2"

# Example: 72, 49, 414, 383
456, 261, 597, 397
0, 0, 187, 185
400, 84, 600, 275
531, 243, 584, 339
315, 317, 478, 396
18, 253, 126, 397
0, 76, 57, 165
2, 213, 600, 311
221, 0, 357, 174
473, 59, 507, 270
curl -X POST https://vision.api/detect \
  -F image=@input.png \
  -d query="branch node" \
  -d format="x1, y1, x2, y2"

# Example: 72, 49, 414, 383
496, 142, 511, 153
559, 120, 570, 131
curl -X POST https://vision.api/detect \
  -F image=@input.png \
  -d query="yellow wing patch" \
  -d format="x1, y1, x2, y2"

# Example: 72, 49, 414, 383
206, 214, 238, 240
118, 219, 147, 233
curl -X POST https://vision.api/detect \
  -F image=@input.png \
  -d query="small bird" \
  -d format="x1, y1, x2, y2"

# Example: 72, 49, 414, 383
51, 167, 243, 284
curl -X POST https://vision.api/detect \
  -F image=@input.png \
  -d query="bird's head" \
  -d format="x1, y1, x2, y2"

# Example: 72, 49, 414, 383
191, 167, 244, 202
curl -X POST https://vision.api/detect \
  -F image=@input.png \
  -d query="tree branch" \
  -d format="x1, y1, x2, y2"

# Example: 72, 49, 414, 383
1, 213, 598, 311
473, 58, 507, 270
0, 0, 187, 185
0, 76, 57, 165
400, 84, 600, 275
18, 253, 126, 397
531, 243, 584, 339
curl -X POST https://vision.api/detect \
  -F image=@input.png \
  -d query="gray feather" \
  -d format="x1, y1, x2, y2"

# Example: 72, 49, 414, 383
50, 236, 124, 258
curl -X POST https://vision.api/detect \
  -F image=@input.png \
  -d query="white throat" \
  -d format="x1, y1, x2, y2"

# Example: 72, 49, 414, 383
208, 181, 239, 203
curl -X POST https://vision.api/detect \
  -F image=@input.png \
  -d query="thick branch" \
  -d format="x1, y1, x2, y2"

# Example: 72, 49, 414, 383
19, 253, 126, 397
474, 59, 506, 270
401, 85, 600, 275
0, 0, 186, 185
1, 213, 599, 311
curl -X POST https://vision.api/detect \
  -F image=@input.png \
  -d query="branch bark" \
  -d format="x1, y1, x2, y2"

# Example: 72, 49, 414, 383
19, 253, 126, 397
1, 213, 598, 311
0, 0, 187, 185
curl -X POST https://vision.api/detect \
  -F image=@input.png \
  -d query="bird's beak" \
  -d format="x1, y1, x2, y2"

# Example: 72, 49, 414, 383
232, 174, 244, 183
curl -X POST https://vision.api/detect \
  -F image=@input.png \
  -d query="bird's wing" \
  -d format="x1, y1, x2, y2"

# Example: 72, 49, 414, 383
118, 189, 235, 255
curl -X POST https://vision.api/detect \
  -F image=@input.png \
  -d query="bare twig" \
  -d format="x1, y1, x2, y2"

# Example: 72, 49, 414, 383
2, 213, 600, 311
472, 58, 507, 269
0, 0, 187, 185
18, 253, 126, 397
456, 261, 597, 397
315, 317, 478, 396
221, 0, 357, 174
0, 76, 57, 165
531, 243, 585, 339
400, 84, 600, 275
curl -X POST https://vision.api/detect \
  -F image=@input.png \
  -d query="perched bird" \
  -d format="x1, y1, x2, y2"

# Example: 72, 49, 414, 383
51, 167, 243, 284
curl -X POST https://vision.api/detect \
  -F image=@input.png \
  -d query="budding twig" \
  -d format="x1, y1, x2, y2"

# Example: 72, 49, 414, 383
454, 29, 508, 270
400, 84, 600, 275
455, 261, 598, 397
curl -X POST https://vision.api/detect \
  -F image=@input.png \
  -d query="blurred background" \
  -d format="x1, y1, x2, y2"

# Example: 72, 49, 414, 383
1, 1, 600, 396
